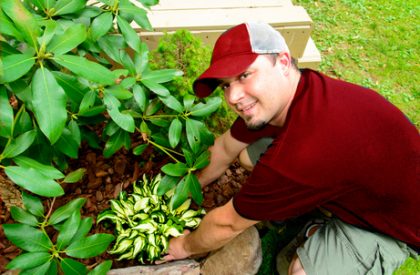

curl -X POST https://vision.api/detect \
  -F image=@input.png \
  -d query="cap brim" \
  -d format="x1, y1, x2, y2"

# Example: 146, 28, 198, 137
193, 53, 258, 97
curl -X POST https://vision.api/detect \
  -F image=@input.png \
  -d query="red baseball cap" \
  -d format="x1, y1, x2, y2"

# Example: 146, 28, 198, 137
193, 22, 289, 98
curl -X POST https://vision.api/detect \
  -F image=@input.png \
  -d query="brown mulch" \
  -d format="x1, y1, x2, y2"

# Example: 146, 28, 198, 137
0, 142, 250, 273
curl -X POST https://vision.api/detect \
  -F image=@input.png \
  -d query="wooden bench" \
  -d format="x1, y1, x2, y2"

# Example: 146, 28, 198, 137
134, 0, 321, 69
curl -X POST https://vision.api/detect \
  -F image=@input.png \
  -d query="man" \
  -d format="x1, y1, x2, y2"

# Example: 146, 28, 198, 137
162, 22, 419, 274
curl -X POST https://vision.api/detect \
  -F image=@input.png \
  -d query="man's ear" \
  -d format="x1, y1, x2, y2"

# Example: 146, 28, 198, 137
277, 52, 292, 75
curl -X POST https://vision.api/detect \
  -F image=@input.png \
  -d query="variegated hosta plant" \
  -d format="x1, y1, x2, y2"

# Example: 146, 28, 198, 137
97, 174, 205, 263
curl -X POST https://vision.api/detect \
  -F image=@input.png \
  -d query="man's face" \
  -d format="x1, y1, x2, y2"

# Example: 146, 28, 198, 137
219, 54, 292, 129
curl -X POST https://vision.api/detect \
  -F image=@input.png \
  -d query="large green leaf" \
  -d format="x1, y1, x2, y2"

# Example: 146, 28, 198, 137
157, 175, 178, 196
52, 71, 87, 104
63, 168, 86, 183
0, 52, 35, 83
117, 15, 141, 52
53, 54, 115, 85
47, 23, 87, 55
6, 252, 51, 270
2, 129, 37, 159
10, 206, 39, 227
161, 162, 188, 177
133, 84, 147, 111
2, 224, 53, 252
119, 0, 152, 31
70, 217, 93, 243
97, 35, 125, 64
190, 97, 222, 117
134, 43, 149, 74
38, 19, 57, 46
90, 12, 113, 41
0, 86, 13, 138
105, 85, 133, 100
57, 211, 81, 249
13, 156, 64, 179
1, 0, 40, 48
194, 151, 210, 170
22, 191, 45, 218
61, 258, 87, 275
5, 166, 64, 197
0, 8, 24, 41
54, 127, 79, 158
88, 260, 112, 275
32, 67, 67, 144
168, 118, 182, 148
159, 95, 183, 113
103, 93, 135, 133
48, 198, 86, 225
53, 0, 86, 15
65, 234, 114, 258
142, 69, 183, 83
141, 79, 170, 97
170, 176, 189, 210
21, 260, 53, 275
188, 173, 203, 205
185, 118, 201, 154
103, 129, 131, 158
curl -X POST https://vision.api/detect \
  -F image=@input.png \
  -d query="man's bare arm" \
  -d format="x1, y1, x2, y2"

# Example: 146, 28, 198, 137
198, 130, 248, 187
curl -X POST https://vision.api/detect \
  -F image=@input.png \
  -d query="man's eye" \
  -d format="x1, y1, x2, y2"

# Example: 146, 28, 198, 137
221, 83, 230, 90
239, 72, 251, 80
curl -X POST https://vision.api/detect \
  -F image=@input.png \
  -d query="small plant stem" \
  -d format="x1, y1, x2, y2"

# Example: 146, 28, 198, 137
146, 138, 181, 163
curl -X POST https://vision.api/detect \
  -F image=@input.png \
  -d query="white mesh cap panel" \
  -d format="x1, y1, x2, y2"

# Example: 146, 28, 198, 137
246, 22, 289, 54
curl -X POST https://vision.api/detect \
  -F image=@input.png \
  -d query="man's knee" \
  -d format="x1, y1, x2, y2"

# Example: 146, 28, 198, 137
238, 149, 254, 171
288, 254, 306, 275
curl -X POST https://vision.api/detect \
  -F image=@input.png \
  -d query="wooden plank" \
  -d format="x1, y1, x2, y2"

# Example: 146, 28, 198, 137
151, 0, 293, 10
297, 38, 322, 69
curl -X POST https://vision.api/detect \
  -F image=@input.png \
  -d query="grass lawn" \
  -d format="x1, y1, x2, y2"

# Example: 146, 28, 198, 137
292, 1, 419, 273
294, 0, 419, 128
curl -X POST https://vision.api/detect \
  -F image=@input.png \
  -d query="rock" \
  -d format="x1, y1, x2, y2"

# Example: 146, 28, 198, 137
200, 226, 262, 275
108, 259, 200, 275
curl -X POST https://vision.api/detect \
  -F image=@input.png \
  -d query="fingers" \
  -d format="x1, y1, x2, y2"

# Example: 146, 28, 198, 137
155, 254, 175, 265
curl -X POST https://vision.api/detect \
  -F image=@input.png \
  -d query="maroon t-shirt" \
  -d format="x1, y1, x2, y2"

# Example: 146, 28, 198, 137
231, 69, 420, 247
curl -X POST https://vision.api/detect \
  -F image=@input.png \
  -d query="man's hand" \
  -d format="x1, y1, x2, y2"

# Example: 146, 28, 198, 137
157, 230, 191, 264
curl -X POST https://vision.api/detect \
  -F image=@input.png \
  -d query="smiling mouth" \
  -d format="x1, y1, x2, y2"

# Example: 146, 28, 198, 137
238, 102, 257, 115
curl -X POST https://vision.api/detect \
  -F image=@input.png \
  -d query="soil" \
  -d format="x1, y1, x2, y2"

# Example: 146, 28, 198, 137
0, 140, 250, 273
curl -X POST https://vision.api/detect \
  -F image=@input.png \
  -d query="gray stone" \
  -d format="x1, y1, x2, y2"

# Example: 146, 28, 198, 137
108, 259, 200, 275
200, 226, 262, 275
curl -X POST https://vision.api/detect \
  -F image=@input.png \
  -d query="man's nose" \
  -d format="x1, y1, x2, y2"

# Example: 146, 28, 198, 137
227, 82, 245, 105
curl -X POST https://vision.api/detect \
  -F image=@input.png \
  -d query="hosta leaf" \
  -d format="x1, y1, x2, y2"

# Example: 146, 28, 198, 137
88, 260, 112, 275
0, 52, 35, 83
22, 191, 44, 217
141, 69, 183, 84
13, 156, 64, 179
0, 87, 13, 138
157, 175, 178, 196
103, 93, 135, 133
57, 211, 81, 249
47, 23, 87, 55
168, 118, 182, 148
2, 224, 53, 252
54, 127, 80, 158
53, 0, 86, 15
63, 168, 86, 183
185, 118, 201, 154
90, 12, 113, 41
161, 162, 188, 177
49, 198, 86, 225
60, 258, 87, 275
2, 129, 37, 159
66, 234, 114, 258
159, 95, 183, 113
190, 97, 222, 117
32, 67, 67, 144
141, 79, 169, 97
117, 15, 141, 52
0, 0, 40, 48
6, 252, 51, 270
10, 206, 39, 226
188, 174, 203, 205
5, 166, 64, 197
53, 54, 115, 85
